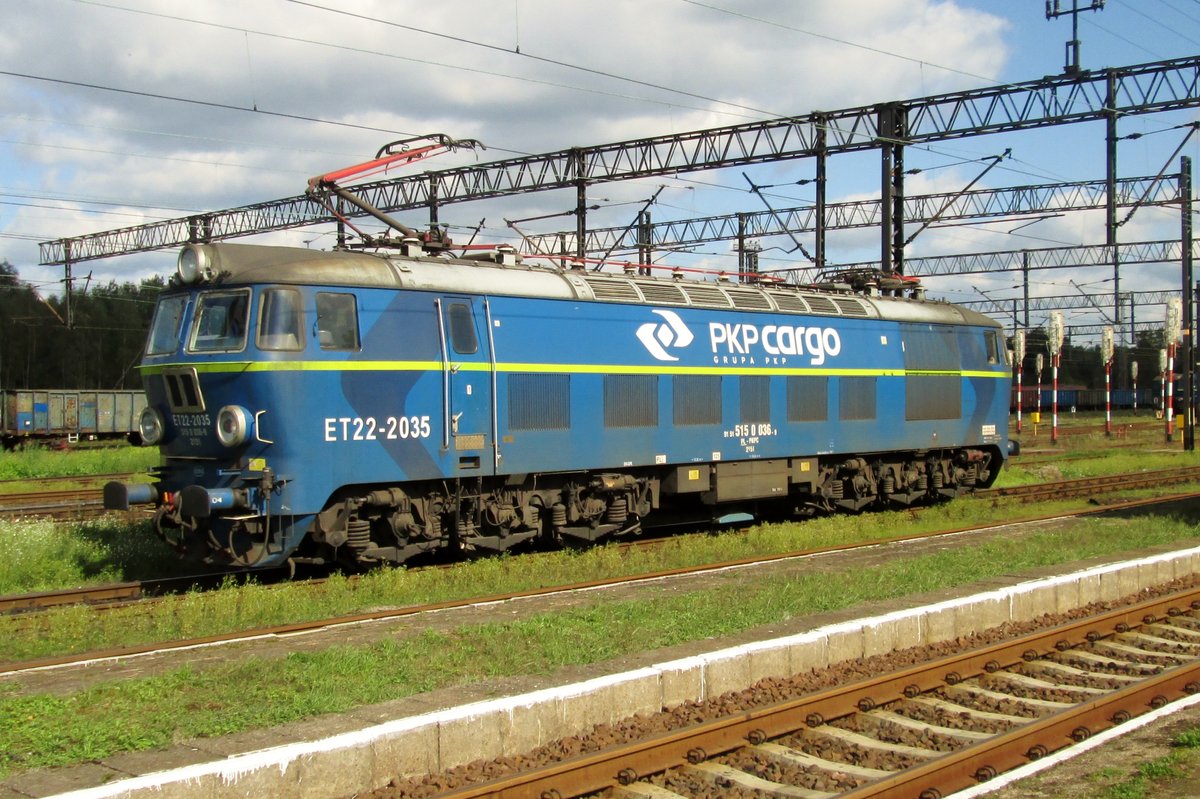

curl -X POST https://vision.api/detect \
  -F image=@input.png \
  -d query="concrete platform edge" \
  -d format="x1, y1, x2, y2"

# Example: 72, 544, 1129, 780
45, 544, 1200, 799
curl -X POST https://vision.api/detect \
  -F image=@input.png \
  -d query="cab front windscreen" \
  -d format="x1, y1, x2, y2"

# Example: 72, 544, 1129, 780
146, 294, 188, 356
188, 290, 250, 353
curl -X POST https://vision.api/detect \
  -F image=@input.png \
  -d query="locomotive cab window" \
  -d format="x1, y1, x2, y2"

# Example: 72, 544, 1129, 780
447, 302, 478, 355
188, 290, 249, 353
316, 292, 360, 351
985, 330, 1003, 364
257, 288, 304, 351
146, 295, 188, 356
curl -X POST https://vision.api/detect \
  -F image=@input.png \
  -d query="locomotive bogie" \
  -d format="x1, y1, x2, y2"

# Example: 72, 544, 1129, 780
106, 243, 1011, 571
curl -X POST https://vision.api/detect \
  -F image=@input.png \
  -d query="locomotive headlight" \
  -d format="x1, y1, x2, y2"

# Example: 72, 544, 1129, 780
139, 407, 165, 446
177, 244, 214, 284
215, 405, 253, 448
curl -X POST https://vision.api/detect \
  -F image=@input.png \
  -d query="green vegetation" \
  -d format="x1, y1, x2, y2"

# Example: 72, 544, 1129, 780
1089, 726, 1200, 799
0, 412, 1198, 779
0, 419, 1196, 658
1001, 448, 1200, 485
0, 260, 158, 392
2, 512, 1200, 777
1, 479, 1192, 660
0, 445, 157, 482
0, 518, 190, 594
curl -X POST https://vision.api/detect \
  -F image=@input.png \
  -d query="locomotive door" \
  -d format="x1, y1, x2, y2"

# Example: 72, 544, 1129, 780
435, 296, 496, 476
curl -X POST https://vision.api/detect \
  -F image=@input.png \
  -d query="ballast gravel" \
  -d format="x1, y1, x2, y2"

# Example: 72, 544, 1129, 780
359, 574, 1200, 799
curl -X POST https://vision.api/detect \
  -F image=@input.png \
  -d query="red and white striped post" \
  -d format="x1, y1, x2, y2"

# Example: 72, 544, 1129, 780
1132, 361, 1139, 415
1052, 353, 1060, 444
1166, 298, 1183, 443
1102, 326, 1114, 437
1035, 353, 1044, 435
1167, 342, 1177, 441
1105, 363, 1112, 434
1016, 368, 1023, 433
1013, 330, 1026, 434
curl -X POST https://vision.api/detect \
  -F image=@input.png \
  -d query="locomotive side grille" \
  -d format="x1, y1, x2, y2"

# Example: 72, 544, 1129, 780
839, 376, 877, 420
582, 277, 643, 303
672, 375, 722, 425
907, 375, 962, 420
603, 375, 658, 427
832, 297, 869, 317
803, 295, 840, 315
680, 284, 732, 308
740, 375, 770, 423
508, 374, 570, 430
902, 323, 963, 421
724, 287, 774, 311
769, 293, 811, 314
786, 376, 829, 422
637, 282, 688, 305
161, 368, 205, 413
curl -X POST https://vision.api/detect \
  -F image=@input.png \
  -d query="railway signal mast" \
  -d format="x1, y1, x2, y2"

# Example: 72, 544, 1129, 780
1166, 297, 1183, 441
1102, 326, 1115, 436
1049, 311, 1066, 444
1013, 330, 1026, 434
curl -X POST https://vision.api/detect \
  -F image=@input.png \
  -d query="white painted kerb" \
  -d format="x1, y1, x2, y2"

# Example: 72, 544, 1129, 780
46, 544, 1200, 799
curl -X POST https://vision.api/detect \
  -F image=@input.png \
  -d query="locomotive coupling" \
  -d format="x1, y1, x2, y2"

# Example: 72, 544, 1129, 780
103, 481, 159, 511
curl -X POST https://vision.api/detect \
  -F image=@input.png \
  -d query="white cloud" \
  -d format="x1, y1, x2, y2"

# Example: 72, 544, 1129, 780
0, 0, 1192, 317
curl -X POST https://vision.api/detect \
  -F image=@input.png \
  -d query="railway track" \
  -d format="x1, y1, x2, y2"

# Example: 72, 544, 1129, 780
0, 473, 137, 520
2, 462, 1195, 524
0, 487, 106, 519
418, 586, 1200, 799
0, 472, 135, 487
3, 468, 1198, 621
5, 485, 1199, 682
978, 464, 1200, 502
0, 571, 259, 615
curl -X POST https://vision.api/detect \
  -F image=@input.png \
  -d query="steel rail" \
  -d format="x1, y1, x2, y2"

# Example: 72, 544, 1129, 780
0, 570, 259, 615
0, 487, 106, 519
422, 587, 1200, 799
3, 484, 1197, 678
980, 465, 1200, 502
0, 466, 1193, 618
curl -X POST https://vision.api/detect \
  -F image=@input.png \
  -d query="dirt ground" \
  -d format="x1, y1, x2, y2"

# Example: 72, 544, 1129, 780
985, 704, 1200, 799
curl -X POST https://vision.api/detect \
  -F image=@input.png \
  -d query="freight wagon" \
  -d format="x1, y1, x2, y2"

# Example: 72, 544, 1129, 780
1012, 385, 1155, 412
1, 389, 148, 449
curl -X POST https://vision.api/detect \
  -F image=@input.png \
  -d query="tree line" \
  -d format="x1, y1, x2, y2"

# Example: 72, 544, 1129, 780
1, 259, 161, 391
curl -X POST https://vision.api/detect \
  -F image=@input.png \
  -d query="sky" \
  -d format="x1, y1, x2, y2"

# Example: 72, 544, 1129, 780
2, 0, 1200, 340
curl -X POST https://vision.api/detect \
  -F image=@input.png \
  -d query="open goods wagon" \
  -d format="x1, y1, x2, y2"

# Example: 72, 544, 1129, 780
1, 389, 148, 449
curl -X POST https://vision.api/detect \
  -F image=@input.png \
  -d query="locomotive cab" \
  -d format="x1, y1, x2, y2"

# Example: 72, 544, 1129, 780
106, 245, 326, 568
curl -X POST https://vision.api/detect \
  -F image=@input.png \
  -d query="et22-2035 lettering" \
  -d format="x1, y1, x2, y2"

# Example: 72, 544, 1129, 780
324, 415, 431, 442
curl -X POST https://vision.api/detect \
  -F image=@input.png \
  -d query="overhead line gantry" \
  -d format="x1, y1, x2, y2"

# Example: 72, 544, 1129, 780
39, 54, 1200, 267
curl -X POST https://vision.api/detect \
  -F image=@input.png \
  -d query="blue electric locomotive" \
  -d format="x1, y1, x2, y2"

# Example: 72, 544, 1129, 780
105, 242, 1011, 569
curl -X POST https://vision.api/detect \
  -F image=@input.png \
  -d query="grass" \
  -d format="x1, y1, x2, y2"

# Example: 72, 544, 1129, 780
0, 445, 157, 482
0, 420, 1197, 657
0, 415, 1198, 778
2, 510, 1200, 777
1089, 725, 1200, 799
0, 482, 1189, 661
0, 518, 196, 595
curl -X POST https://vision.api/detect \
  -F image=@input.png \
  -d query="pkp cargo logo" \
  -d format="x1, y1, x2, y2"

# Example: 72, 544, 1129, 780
637, 310, 694, 362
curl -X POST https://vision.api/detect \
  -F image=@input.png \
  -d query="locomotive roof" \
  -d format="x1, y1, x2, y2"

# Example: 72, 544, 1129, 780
193, 243, 1000, 329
